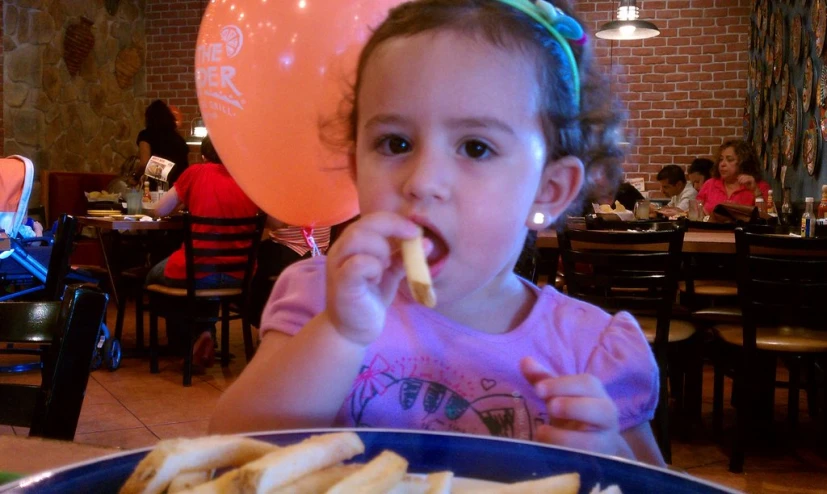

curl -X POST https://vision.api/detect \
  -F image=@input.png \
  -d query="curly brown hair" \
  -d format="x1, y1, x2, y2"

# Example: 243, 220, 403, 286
713, 139, 763, 180
322, 0, 627, 219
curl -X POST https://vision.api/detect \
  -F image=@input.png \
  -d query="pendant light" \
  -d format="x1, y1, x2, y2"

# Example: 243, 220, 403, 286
595, 0, 660, 40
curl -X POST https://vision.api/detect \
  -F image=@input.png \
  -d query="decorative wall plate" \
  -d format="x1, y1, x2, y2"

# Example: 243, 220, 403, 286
772, 88, 778, 126
820, 65, 827, 140
780, 63, 789, 110
792, 15, 802, 61
744, 95, 751, 140
771, 136, 780, 178
763, 105, 770, 142
782, 86, 800, 167
804, 56, 814, 111
821, 105, 827, 141
774, 13, 784, 83
816, 0, 827, 55
804, 117, 819, 175
803, 22, 810, 61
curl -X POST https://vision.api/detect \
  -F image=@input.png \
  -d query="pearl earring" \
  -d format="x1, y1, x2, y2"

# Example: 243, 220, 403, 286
531, 211, 554, 227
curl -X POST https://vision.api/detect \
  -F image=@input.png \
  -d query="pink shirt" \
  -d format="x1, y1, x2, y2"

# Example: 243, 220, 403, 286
696, 177, 770, 214
260, 257, 659, 440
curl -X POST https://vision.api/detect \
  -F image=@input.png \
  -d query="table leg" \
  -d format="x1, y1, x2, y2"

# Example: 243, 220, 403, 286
96, 227, 120, 308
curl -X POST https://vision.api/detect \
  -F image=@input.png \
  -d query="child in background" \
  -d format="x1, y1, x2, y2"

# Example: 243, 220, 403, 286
686, 158, 714, 193
211, 0, 664, 466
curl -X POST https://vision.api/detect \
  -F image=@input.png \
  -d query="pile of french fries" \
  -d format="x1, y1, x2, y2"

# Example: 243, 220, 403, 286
119, 432, 621, 494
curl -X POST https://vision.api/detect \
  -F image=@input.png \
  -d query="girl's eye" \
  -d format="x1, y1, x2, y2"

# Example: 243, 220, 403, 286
460, 140, 492, 159
376, 135, 411, 155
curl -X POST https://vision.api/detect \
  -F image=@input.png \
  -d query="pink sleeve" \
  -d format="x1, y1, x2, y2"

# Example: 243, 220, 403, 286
584, 311, 659, 431
258, 256, 327, 339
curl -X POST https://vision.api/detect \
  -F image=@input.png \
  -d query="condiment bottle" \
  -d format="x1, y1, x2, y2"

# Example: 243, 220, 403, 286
818, 185, 827, 220
142, 181, 151, 203
754, 197, 765, 215
780, 188, 793, 226
766, 190, 778, 218
801, 197, 815, 238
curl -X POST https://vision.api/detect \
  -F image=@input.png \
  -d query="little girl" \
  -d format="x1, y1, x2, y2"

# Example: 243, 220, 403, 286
212, 0, 664, 466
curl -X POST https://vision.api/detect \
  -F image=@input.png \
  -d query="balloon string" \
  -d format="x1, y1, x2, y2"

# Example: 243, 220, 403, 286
301, 227, 322, 257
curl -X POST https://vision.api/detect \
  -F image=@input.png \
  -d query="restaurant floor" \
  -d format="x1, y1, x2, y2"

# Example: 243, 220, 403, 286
1, 303, 825, 493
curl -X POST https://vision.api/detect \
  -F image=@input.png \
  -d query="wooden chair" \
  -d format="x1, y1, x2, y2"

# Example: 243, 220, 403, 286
145, 212, 265, 386
0, 284, 109, 439
557, 224, 692, 463
711, 228, 827, 473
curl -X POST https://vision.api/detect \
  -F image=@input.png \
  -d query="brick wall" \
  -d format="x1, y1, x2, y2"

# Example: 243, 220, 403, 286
141, 0, 749, 193
145, 0, 208, 162
579, 0, 751, 194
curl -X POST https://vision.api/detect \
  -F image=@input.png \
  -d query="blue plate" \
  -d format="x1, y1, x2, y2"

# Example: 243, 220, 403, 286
0, 429, 739, 493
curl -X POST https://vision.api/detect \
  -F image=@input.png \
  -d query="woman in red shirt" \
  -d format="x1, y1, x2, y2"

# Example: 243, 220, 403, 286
696, 139, 770, 215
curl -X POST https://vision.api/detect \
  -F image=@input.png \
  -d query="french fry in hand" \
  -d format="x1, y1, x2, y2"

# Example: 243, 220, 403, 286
119, 436, 277, 494
190, 432, 364, 494
326, 450, 408, 494
402, 228, 436, 308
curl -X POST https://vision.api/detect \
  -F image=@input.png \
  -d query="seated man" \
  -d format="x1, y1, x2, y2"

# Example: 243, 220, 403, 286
657, 164, 696, 212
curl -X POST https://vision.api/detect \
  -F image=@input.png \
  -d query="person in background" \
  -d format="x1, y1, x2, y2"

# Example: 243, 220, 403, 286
656, 165, 696, 213
145, 135, 259, 369
614, 182, 645, 212
211, 0, 664, 466
686, 158, 713, 193
696, 140, 769, 214
137, 100, 190, 188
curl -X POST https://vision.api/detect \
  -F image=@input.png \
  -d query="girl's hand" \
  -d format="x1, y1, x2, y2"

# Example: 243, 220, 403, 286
737, 174, 757, 192
520, 357, 632, 458
324, 212, 425, 346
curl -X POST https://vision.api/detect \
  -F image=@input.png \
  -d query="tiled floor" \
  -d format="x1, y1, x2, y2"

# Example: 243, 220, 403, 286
1, 303, 826, 493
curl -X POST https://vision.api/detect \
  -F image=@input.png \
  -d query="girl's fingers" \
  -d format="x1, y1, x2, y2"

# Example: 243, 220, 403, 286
546, 397, 619, 431
533, 374, 609, 400
330, 213, 422, 270
336, 254, 386, 288
519, 356, 552, 386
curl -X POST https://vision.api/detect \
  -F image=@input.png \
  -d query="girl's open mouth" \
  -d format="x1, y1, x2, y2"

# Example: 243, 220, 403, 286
422, 227, 449, 269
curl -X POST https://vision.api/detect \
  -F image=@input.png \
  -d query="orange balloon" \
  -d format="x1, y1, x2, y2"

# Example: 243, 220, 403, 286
195, 0, 400, 227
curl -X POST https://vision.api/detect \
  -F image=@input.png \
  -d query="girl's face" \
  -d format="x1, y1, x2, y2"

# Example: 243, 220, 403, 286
717, 146, 740, 181
354, 31, 576, 305
687, 172, 705, 192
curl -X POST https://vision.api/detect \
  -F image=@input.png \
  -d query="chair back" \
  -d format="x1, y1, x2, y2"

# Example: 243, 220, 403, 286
43, 214, 78, 300
0, 284, 108, 439
734, 227, 827, 347
181, 212, 266, 297
557, 225, 686, 347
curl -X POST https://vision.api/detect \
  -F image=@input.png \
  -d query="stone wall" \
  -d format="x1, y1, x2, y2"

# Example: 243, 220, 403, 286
4, 0, 146, 179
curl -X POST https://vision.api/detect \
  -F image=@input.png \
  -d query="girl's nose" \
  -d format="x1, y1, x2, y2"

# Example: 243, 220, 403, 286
401, 149, 451, 202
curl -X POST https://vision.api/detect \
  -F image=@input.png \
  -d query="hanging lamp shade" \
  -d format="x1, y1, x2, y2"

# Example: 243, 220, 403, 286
595, 0, 660, 40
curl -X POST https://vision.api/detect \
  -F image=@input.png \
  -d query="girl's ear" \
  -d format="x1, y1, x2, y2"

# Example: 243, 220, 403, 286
526, 156, 584, 230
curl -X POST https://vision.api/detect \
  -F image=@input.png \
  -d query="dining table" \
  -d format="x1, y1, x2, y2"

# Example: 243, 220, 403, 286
0, 436, 116, 477
536, 228, 736, 254
76, 215, 183, 308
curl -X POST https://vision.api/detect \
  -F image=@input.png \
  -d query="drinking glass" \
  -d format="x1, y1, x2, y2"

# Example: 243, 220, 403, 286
125, 190, 142, 214
634, 199, 650, 220
687, 199, 704, 221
